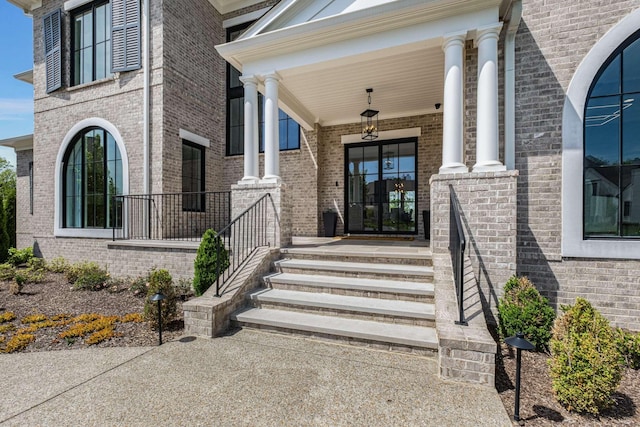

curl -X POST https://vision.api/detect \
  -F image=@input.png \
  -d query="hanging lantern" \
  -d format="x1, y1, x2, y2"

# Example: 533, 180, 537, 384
361, 88, 379, 140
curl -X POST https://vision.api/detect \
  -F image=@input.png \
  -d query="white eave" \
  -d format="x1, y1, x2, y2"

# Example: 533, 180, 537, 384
0, 134, 33, 151
6, 0, 41, 14
13, 69, 33, 85
208, 0, 266, 14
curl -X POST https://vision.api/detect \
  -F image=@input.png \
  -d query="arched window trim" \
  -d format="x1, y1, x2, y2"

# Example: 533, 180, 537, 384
562, 8, 640, 259
54, 118, 129, 238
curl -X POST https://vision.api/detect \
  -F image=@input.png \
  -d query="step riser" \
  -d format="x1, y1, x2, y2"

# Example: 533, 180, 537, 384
249, 300, 435, 328
231, 321, 438, 357
266, 281, 434, 302
280, 252, 432, 267
275, 267, 431, 283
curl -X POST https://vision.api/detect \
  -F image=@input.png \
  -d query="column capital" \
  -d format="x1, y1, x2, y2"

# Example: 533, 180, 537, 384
442, 32, 466, 51
261, 71, 281, 83
239, 75, 259, 86
475, 23, 503, 45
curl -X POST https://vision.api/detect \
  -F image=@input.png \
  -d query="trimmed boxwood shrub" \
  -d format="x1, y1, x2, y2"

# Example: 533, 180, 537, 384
497, 275, 555, 351
143, 269, 177, 330
66, 262, 109, 291
193, 229, 229, 297
549, 298, 623, 415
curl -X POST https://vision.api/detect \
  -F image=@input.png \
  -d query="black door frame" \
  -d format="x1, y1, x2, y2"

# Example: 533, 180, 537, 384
344, 137, 418, 235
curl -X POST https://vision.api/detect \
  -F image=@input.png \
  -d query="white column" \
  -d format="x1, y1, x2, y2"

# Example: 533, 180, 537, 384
239, 75, 259, 183
262, 72, 281, 182
440, 33, 468, 174
474, 24, 506, 172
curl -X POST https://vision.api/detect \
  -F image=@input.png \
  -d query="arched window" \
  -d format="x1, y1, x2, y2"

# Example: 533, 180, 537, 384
63, 127, 122, 228
584, 30, 640, 238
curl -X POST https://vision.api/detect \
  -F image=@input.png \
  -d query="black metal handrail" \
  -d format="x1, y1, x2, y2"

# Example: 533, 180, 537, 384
112, 191, 231, 241
449, 185, 468, 326
214, 193, 272, 297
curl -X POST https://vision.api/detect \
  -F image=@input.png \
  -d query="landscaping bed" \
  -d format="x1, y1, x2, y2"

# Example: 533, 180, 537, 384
497, 343, 640, 426
0, 271, 185, 352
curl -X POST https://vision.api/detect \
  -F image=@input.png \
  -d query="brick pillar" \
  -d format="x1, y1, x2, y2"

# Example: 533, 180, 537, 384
231, 181, 291, 248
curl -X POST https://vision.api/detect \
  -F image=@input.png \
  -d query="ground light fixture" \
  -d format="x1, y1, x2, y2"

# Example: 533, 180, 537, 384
504, 332, 535, 422
150, 291, 167, 345
361, 88, 379, 140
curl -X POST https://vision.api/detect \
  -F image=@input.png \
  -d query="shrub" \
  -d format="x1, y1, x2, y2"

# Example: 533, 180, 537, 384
193, 229, 229, 296
0, 194, 8, 263
7, 247, 33, 266
10, 272, 26, 295
1, 333, 35, 353
497, 276, 555, 351
615, 328, 640, 370
26, 257, 46, 272
143, 269, 177, 329
66, 262, 109, 291
47, 257, 70, 273
549, 298, 623, 415
175, 278, 193, 299
0, 263, 14, 281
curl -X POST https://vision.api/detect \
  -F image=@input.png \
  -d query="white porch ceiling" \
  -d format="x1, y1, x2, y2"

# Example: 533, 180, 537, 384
278, 43, 444, 127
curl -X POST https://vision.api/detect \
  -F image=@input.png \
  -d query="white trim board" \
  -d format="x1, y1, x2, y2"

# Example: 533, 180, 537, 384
341, 128, 421, 144
179, 129, 210, 148
223, 7, 271, 29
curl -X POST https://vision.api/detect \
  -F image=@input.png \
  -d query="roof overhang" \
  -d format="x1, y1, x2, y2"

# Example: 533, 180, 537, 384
217, 0, 509, 130
0, 134, 33, 151
13, 69, 33, 84
207, 0, 266, 14
6, 0, 41, 14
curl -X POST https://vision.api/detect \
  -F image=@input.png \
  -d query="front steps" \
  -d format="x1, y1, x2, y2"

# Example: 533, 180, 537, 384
231, 242, 438, 355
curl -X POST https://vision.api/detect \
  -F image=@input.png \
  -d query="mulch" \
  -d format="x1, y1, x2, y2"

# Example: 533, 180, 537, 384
0, 272, 185, 351
497, 343, 640, 426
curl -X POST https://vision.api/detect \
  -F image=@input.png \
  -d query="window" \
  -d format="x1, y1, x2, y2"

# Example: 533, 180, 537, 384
584, 30, 640, 238
72, 1, 112, 85
182, 141, 205, 212
226, 24, 300, 156
62, 127, 122, 228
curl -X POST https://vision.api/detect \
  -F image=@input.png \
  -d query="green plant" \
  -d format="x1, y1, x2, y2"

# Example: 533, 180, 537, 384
549, 298, 623, 415
129, 273, 150, 297
66, 262, 109, 291
497, 276, 555, 351
10, 272, 26, 295
193, 229, 229, 296
0, 263, 14, 281
26, 257, 46, 272
143, 269, 177, 329
614, 328, 640, 370
0, 194, 8, 263
47, 257, 70, 273
174, 278, 193, 299
7, 247, 33, 266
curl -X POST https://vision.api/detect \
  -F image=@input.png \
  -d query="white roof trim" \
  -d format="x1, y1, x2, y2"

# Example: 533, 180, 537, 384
6, 0, 41, 13
341, 128, 421, 144
223, 7, 272, 29
13, 69, 33, 84
207, 0, 265, 15
179, 129, 210, 148
64, 0, 92, 11
0, 134, 33, 151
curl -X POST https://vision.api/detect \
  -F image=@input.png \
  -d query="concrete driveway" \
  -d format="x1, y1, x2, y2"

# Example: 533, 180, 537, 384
0, 329, 511, 426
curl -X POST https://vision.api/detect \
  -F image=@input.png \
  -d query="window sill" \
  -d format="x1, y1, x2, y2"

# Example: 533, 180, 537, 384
225, 148, 301, 158
54, 228, 115, 239
66, 75, 117, 92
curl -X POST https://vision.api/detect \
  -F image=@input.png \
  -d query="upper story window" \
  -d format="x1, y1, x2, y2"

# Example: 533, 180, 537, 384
226, 23, 300, 156
72, 1, 112, 85
63, 127, 122, 229
584, 30, 640, 238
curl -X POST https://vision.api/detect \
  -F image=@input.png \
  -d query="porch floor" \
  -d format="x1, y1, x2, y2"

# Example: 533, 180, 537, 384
288, 236, 430, 257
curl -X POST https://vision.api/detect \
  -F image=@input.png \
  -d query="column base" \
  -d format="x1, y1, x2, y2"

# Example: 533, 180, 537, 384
238, 176, 260, 185
472, 161, 506, 172
439, 163, 469, 174
260, 175, 281, 184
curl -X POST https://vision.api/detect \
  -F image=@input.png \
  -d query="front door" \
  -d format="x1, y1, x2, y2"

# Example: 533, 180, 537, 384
345, 138, 417, 234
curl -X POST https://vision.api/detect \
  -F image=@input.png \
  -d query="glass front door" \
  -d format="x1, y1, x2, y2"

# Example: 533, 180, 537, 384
345, 139, 417, 234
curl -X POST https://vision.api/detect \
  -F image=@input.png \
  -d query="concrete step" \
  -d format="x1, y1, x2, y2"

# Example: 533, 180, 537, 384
232, 308, 438, 352
273, 258, 433, 282
279, 247, 432, 266
264, 272, 434, 301
248, 288, 435, 326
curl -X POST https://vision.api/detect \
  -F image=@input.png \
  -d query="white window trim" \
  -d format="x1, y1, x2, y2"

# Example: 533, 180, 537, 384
179, 128, 210, 148
562, 8, 640, 259
341, 127, 421, 145
54, 118, 129, 238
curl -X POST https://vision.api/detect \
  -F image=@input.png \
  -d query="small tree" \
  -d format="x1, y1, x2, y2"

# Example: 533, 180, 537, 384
143, 269, 177, 329
0, 194, 9, 263
193, 229, 229, 296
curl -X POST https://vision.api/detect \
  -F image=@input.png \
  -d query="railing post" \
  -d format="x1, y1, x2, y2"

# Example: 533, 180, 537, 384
215, 234, 221, 297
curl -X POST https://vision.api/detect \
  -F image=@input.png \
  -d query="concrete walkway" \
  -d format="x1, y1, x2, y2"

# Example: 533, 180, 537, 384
0, 330, 511, 426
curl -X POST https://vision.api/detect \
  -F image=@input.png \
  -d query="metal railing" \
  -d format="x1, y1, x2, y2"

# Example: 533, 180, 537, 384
214, 193, 272, 297
449, 185, 468, 326
112, 191, 231, 241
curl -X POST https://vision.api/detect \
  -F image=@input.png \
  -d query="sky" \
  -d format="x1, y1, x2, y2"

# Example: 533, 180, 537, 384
0, 1, 33, 167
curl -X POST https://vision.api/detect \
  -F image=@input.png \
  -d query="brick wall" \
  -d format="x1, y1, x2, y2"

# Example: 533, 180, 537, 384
431, 171, 518, 317
15, 150, 33, 249
515, 1, 640, 330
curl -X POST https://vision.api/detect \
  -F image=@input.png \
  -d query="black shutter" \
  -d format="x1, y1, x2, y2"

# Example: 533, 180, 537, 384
43, 9, 62, 93
111, 0, 141, 73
